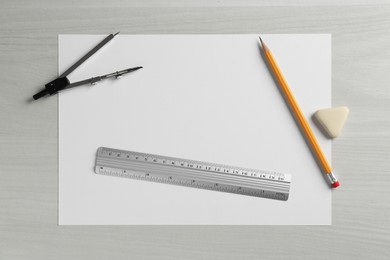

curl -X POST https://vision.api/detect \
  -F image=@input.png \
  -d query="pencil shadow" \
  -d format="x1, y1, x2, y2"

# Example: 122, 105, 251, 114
259, 45, 332, 187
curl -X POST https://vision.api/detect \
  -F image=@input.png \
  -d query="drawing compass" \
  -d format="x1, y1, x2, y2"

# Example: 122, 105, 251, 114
33, 32, 142, 100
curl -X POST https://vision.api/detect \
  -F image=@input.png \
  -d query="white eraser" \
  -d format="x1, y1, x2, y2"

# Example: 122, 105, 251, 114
313, 106, 349, 138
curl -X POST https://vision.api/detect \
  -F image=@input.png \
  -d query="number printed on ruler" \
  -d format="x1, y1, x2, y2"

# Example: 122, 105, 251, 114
95, 147, 292, 201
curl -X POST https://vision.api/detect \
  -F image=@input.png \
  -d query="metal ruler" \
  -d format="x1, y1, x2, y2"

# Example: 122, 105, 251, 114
95, 147, 292, 201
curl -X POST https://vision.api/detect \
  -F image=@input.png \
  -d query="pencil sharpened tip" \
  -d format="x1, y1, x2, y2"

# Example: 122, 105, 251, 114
258, 36, 264, 46
114, 31, 120, 36
258, 36, 268, 51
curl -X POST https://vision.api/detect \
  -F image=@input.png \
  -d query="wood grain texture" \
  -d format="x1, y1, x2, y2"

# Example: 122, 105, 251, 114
1, 1, 390, 259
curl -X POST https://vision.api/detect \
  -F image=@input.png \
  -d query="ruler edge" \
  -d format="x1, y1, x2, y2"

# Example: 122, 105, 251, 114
96, 167, 290, 201
96, 147, 292, 181
95, 147, 291, 201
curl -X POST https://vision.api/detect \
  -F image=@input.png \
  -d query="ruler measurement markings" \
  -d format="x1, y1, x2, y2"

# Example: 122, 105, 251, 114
99, 150, 290, 183
96, 149, 290, 190
96, 161, 290, 194
95, 147, 291, 201
98, 166, 288, 200
98, 166, 283, 198
96, 159, 289, 191
97, 171, 288, 195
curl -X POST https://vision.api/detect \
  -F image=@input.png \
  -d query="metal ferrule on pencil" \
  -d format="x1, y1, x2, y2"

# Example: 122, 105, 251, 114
326, 172, 338, 185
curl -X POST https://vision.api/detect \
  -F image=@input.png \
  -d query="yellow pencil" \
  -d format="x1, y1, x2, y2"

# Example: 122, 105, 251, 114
258, 37, 339, 188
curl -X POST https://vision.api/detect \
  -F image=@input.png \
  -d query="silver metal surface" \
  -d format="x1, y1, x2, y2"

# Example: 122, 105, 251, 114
64, 67, 142, 89
95, 147, 291, 201
327, 172, 338, 184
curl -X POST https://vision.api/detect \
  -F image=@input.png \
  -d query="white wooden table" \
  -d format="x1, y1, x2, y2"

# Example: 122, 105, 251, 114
1, 1, 389, 259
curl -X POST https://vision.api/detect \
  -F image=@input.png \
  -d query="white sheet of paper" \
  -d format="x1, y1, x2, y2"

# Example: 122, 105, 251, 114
59, 34, 331, 225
